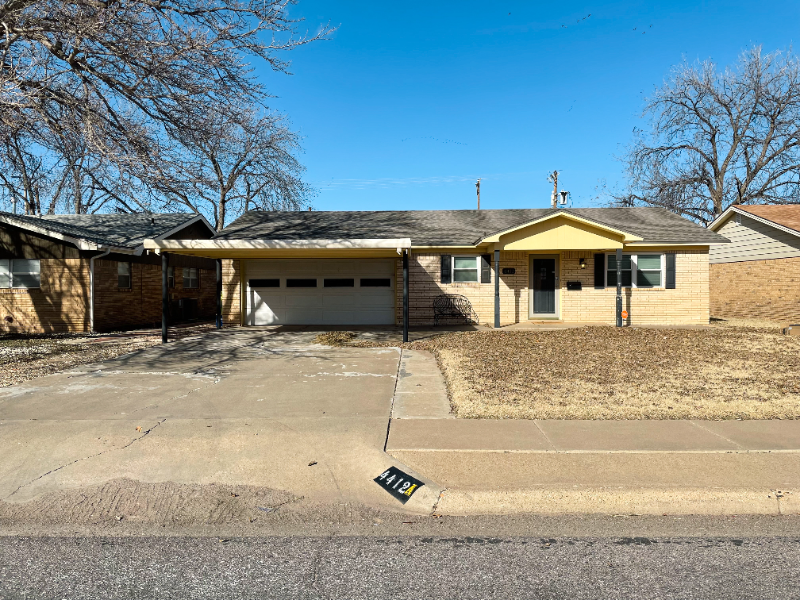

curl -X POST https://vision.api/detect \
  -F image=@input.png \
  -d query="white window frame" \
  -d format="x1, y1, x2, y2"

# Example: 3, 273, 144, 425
451, 256, 480, 283
117, 262, 132, 289
605, 253, 664, 289
0, 258, 41, 289
183, 267, 199, 289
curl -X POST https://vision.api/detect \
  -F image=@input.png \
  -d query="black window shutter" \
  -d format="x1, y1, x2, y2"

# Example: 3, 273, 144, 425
594, 254, 605, 288
665, 253, 676, 289
481, 254, 491, 283
441, 254, 452, 284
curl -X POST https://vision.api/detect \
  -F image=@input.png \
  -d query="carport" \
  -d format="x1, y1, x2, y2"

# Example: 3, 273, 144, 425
142, 237, 413, 343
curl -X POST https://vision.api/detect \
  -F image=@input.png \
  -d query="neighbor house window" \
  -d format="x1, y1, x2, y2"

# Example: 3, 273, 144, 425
0, 259, 41, 289
606, 254, 663, 288
167, 266, 175, 288
452, 256, 479, 282
183, 267, 198, 289
117, 262, 131, 289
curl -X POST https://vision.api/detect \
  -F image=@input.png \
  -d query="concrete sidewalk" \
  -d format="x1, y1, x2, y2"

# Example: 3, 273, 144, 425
386, 418, 800, 516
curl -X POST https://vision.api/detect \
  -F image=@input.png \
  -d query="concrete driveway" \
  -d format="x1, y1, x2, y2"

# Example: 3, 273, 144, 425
0, 327, 439, 511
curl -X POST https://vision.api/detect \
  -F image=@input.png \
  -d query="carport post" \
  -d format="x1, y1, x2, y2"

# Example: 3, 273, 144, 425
615, 248, 623, 327
161, 252, 169, 343
494, 249, 500, 329
215, 259, 222, 329
402, 249, 409, 343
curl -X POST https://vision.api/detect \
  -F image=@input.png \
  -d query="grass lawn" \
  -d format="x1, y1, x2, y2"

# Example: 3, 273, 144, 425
410, 326, 800, 420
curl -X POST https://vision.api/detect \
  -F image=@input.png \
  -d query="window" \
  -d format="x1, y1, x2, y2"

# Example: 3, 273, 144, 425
606, 254, 663, 288
0, 259, 41, 289
636, 255, 662, 288
117, 262, 131, 289
183, 267, 198, 289
452, 256, 479, 282
167, 266, 175, 288
324, 278, 354, 287
249, 279, 279, 288
360, 278, 391, 287
286, 278, 317, 288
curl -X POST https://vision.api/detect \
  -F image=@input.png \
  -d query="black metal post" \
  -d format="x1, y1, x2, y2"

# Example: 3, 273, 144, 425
615, 248, 623, 327
494, 249, 501, 329
161, 252, 169, 343
402, 250, 409, 343
216, 259, 223, 329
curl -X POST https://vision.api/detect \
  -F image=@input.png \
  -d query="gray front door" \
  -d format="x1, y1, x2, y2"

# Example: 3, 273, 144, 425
532, 257, 557, 315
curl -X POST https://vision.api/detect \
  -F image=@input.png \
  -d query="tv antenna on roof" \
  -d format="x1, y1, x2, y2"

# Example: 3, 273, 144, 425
548, 170, 570, 208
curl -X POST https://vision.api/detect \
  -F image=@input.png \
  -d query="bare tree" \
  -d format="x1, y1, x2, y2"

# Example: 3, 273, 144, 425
0, 0, 328, 214
149, 107, 311, 231
614, 47, 800, 224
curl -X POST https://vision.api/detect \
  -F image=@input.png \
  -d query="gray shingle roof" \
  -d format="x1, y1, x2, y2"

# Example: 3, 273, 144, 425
0, 212, 206, 249
217, 207, 728, 246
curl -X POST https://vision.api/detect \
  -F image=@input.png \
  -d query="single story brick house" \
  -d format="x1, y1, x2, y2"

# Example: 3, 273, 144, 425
0, 212, 217, 333
143, 207, 728, 334
708, 204, 800, 323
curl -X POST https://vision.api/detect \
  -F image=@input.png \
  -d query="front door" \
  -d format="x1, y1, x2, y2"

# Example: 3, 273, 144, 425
531, 256, 558, 317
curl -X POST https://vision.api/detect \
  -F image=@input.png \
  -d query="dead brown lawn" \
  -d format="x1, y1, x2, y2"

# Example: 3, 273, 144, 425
409, 327, 800, 420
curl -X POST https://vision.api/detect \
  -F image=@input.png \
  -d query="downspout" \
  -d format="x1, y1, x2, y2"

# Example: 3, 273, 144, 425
89, 249, 111, 333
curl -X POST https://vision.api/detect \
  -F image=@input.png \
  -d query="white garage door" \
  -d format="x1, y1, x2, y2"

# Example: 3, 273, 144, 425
245, 259, 396, 325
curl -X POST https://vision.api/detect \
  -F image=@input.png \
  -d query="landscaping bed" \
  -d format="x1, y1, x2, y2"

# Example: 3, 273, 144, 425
408, 327, 800, 420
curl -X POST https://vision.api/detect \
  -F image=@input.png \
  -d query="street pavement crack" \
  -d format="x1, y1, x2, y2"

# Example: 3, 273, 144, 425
3, 418, 167, 501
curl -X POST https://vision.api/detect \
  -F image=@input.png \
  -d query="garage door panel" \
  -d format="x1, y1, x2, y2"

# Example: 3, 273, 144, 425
285, 295, 323, 308
357, 293, 394, 308
246, 259, 395, 325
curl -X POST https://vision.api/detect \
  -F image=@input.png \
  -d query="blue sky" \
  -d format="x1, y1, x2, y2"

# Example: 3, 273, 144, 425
262, 0, 800, 212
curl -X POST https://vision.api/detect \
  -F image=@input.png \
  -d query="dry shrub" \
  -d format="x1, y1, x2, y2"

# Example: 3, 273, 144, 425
314, 331, 358, 346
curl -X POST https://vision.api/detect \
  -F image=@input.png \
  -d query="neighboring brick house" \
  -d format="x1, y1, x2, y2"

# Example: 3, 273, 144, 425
708, 205, 800, 324
144, 207, 728, 331
0, 212, 217, 333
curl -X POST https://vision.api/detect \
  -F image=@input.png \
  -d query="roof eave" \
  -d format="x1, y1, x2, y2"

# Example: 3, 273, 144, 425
0, 213, 135, 254
477, 210, 644, 244
143, 238, 413, 252
710, 205, 800, 239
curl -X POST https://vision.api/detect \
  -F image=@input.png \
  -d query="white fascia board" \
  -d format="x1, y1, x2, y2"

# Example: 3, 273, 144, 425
711, 206, 800, 239
143, 238, 413, 252
624, 241, 717, 246
707, 207, 738, 231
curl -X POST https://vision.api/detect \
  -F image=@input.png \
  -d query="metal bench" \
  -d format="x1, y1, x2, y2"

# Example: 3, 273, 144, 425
433, 294, 479, 326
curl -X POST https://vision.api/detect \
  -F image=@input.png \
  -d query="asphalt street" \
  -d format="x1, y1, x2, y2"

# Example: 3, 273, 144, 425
1, 533, 799, 599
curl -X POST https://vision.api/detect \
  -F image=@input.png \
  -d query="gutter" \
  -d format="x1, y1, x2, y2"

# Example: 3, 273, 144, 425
89, 249, 111, 333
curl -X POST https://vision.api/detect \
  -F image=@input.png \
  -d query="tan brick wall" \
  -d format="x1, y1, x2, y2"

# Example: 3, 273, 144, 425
560, 250, 709, 325
0, 258, 91, 334
710, 256, 800, 323
222, 259, 242, 325
396, 249, 710, 326
94, 259, 216, 332
396, 252, 529, 326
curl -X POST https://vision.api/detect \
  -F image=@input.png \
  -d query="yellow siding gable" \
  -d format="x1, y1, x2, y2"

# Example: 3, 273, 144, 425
495, 215, 627, 250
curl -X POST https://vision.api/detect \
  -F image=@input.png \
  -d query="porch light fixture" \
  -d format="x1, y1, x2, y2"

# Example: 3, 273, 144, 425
579, 258, 586, 269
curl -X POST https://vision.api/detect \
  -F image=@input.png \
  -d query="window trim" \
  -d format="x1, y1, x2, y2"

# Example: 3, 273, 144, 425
167, 266, 175, 289
182, 267, 199, 289
117, 262, 132, 289
451, 255, 480, 283
0, 258, 41, 289
605, 253, 664, 289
